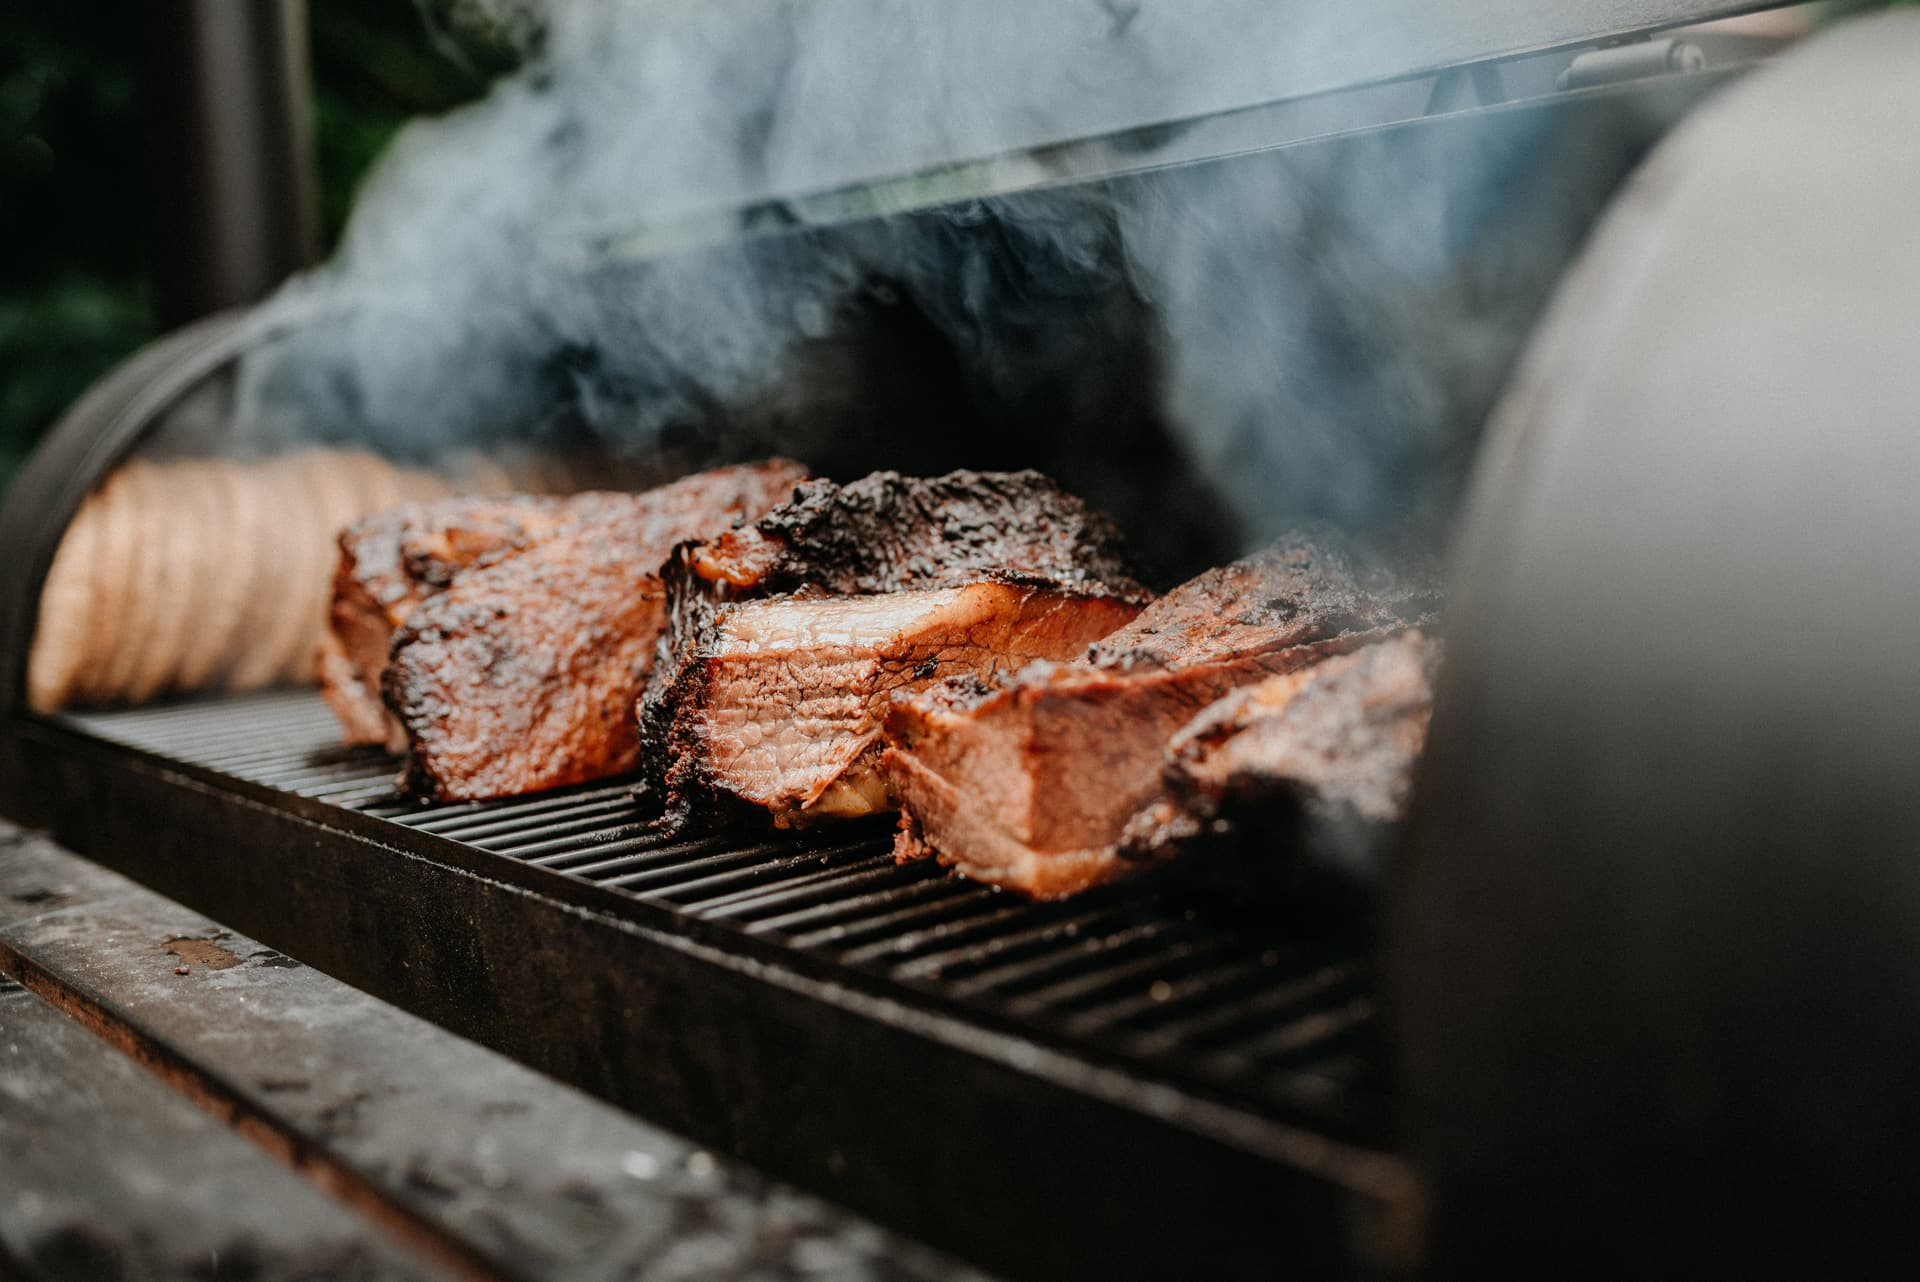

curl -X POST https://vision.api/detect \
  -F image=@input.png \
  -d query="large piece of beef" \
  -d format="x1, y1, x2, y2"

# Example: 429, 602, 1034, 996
881, 535, 1437, 898
640, 470, 1150, 829
1119, 629, 1440, 891
377, 460, 808, 800
319, 495, 573, 749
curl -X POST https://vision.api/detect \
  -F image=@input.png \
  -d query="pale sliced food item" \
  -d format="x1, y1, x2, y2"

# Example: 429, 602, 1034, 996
25, 487, 100, 713
86, 462, 156, 703
181, 458, 265, 691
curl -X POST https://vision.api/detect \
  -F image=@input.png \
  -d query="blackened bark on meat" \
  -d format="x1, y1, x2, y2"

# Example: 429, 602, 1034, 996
1119, 630, 1440, 898
1084, 530, 1439, 673
880, 534, 1440, 898
678, 469, 1144, 597
640, 470, 1150, 830
320, 495, 570, 749
379, 461, 809, 801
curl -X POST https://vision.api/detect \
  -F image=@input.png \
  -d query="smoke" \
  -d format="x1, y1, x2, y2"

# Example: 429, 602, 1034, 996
226, 0, 1661, 578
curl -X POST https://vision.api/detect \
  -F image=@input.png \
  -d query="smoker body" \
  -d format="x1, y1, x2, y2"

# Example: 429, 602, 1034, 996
6, 7, 1916, 1279
1392, 15, 1920, 1277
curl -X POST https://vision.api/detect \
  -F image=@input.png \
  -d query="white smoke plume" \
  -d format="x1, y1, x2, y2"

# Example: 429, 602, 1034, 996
227, 0, 1663, 578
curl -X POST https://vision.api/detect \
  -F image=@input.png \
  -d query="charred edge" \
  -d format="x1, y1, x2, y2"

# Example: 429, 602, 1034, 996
381, 651, 442, 802
638, 547, 779, 832
635, 548, 703, 820
642, 627, 774, 836
699, 470, 1149, 600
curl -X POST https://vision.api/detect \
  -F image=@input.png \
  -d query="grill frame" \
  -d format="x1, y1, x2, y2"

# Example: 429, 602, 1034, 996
0, 696, 1417, 1281
0, 69, 1772, 1282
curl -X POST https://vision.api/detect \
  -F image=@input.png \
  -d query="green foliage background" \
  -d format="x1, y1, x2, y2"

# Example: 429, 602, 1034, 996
0, 1, 520, 497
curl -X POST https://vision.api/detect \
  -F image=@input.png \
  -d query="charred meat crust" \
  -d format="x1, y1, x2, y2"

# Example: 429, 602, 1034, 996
1118, 630, 1441, 886
320, 495, 569, 748
880, 533, 1440, 898
640, 470, 1151, 828
680, 469, 1145, 598
1082, 531, 1437, 673
380, 461, 809, 801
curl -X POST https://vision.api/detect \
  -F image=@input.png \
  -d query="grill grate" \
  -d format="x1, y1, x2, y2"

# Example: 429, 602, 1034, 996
67, 689, 1384, 1137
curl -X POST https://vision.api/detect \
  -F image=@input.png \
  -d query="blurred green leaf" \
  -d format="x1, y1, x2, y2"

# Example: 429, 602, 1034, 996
0, 0, 515, 500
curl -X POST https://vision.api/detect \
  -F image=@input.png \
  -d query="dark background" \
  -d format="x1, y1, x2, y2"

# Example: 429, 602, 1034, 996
1, 2, 1900, 502
0, 1, 523, 496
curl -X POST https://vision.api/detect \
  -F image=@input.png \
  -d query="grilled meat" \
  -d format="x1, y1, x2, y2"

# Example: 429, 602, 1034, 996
381, 461, 809, 801
641, 470, 1150, 828
1119, 630, 1440, 889
320, 495, 571, 748
882, 534, 1437, 898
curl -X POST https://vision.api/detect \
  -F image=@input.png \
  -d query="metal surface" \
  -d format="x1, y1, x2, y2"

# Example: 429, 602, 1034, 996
537, 1, 1791, 225
0, 964, 443, 1282
142, 0, 318, 327
1392, 13, 1920, 1278
0, 694, 1417, 1281
62, 694, 1384, 1137
0, 827, 987, 1282
0, 20, 1805, 1276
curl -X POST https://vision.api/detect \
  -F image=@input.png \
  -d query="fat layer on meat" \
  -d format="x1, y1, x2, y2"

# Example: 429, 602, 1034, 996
642, 469, 1150, 828
881, 533, 1437, 898
379, 460, 808, 801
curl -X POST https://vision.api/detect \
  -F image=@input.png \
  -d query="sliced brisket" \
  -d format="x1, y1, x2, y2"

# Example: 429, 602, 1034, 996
641, 470, 1149, 828
881, 534, 1437, 898
1119, 629, 1440, 889
379, 460, 808, 800
319, 495, 570, 749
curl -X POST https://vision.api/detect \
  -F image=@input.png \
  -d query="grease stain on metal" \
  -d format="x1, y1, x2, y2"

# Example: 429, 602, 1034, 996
165, 937, 244, 971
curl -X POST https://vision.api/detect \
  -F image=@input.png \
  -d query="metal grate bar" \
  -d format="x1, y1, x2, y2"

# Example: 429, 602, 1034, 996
301, 779, 408, 806
478, 814, 657, 858
887, 903, 1146, 983
393, 783, 642, 836
658, 850, 895, 913
431, 798, 646, 848
940, 919, 1180, 1000
1236, 997, 1376, 1067
50, 693, 1384, 1137
596, 843, 794, 893
1060, 955, 1284, 1037
750, 873, 977, 940
1128, 961, 1367, 1057
563, 840, 745, 883
690, 853, 912, 921
783, 884, 1005, 952
242, 757, 393, 790
119, 717, 321, 760
529, 834, 728, 877
837, 901, 1043, 968
999, 935, 1243, 1016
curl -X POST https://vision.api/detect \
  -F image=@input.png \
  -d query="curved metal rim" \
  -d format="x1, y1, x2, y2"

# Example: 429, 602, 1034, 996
0, 306, 299, 717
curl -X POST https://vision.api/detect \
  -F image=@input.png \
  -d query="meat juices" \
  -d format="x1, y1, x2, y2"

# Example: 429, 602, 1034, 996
1120, 630, 1440, 886
320, 495, 573, 749
882, 535, 1438, 898
371, 461, 809, 801
641, 470, 1150, 829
